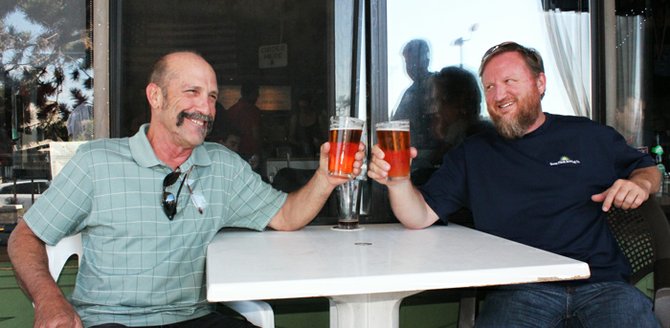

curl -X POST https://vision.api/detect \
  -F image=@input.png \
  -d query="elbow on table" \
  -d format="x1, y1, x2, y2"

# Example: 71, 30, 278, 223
397, 217, 435, 230
267, 213, 309, 232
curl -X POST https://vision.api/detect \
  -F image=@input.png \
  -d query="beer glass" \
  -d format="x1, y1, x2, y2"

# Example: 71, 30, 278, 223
328, 116, 365, 178
335, 178, 361, 230
376, 120, 411, 180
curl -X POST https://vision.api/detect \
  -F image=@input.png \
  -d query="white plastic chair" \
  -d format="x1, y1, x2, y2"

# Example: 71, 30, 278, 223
45, 233, 275, 327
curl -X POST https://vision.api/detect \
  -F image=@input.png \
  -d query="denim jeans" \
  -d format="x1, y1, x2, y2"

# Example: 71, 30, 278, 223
475, 281, 660, 328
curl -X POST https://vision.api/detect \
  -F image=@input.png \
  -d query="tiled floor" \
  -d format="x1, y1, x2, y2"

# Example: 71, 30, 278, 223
0, 249, 38, 327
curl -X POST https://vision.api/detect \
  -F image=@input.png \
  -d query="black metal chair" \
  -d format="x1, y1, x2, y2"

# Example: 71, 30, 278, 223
456, 197, 670, 328
606, 196, 670, 327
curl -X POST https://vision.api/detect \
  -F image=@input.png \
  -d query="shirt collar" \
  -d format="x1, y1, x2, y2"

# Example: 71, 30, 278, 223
524, 112, 553, 138
129, 123, 213, 169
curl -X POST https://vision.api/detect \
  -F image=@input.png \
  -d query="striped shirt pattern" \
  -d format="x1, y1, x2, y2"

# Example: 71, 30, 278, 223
24, 125, 287, 326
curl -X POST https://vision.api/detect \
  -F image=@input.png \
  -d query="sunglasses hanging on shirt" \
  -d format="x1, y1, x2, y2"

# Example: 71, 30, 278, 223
161, 166, 194, 220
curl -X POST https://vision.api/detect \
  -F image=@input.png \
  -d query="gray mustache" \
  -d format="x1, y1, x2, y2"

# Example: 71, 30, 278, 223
177, 112, 214, 135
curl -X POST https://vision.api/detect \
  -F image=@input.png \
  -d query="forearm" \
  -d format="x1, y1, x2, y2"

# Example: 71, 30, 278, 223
592, 165, 664, 211
269, 170, 335, 231
8, 220, 68, 306
629, 166, 661, 194
9, 220, 82, 327
387, 180, 439, 229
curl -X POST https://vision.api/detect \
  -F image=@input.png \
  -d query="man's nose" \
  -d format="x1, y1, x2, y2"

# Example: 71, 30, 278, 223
491, 84, 508, 101
195, 94, 215, 113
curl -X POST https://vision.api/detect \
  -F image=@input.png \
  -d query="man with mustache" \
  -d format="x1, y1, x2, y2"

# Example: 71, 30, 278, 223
368, 42, 661, 327
9, 51, 365, 328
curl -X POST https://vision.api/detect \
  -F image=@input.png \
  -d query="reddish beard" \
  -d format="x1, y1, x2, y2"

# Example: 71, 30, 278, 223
488, 91, 541, 139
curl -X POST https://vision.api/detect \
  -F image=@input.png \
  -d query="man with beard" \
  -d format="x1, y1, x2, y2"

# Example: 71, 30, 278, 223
8, 51, 365, 328
368, 42, 661, 327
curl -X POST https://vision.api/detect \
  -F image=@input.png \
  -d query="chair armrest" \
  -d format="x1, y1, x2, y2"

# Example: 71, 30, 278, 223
655, 258, 670, 327
655, 287, 670, 328
222, 300, 275, 328
654, 254, 670, 327
656, 258, 670, 291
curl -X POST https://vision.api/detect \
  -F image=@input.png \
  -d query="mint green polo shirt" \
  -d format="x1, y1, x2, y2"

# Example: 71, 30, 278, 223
24, 124, 287, 327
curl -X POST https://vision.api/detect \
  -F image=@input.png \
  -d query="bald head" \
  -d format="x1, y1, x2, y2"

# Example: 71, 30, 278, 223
144, 50, 219, 154
149, 51, 215, 93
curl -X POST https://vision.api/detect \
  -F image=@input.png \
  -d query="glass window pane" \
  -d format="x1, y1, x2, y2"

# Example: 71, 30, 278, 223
383, 0, 588, 168
117, 0, 337, 217
0, 1, 93, 186
367, 0, 590, 222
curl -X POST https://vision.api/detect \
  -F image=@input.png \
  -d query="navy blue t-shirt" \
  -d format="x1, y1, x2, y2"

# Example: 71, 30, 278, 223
420, 113, 656, 283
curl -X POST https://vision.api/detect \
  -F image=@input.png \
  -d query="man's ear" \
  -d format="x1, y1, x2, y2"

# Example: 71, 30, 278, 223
536, 72, 547, 95
146, 83, 163, 109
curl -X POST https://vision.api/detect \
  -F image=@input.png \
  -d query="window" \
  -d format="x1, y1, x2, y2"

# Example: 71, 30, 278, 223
365, 0, 591, 221
0, 1, 94, 183
0, 180, 49, 195
114, 0, 345, 218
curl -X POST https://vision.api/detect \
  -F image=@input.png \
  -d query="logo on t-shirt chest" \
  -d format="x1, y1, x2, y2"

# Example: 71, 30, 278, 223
549, 155, 581, 166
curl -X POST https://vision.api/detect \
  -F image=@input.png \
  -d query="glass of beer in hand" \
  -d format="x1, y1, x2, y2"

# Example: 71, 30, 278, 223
376, 120, 411, 180
328, 116, 365, 179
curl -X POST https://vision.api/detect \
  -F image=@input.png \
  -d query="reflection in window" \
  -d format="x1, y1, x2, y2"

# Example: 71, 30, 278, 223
386, 0, 579, 122
383, 0, 589, 170
117, 0, 331, 183
611, 5, 650, 147
0, 1, 94, 183
366, 0, 590, 222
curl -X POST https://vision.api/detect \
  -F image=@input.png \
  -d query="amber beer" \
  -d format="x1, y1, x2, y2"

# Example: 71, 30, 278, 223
376, 120, 410, 179
328, 116, 365, 178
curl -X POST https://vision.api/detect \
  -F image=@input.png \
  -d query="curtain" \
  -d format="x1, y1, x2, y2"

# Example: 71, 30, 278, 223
612, 15, 647, 147
543, 9, 592, 117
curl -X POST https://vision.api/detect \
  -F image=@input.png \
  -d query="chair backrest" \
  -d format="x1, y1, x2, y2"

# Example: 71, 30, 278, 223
606, 197, 670, 284
46, 142, 85, 282
45, 233, 82, 281
606, 200, 656, 284
606, 196, 670, 327
636, 197, 670, 285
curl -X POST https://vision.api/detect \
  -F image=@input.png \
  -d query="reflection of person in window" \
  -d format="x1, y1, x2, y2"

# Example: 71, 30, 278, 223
392, 39, 437, 169
207, 126, 241, 154
207, 125, 259, 171
429, 66, 492, 166
67, 103, 94, 140
225, 82, 262, 165
289, 93, 326, 157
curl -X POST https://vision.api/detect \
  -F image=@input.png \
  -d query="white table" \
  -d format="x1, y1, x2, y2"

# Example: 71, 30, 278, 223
206, 223, 590, 328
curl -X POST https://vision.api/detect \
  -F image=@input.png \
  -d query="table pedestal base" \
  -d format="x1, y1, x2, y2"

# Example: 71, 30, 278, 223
329, 291, 421, 328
